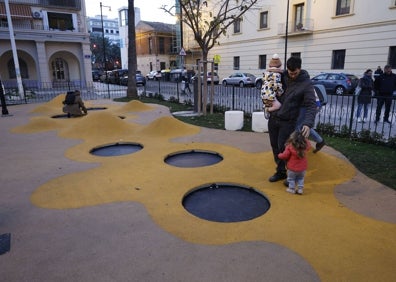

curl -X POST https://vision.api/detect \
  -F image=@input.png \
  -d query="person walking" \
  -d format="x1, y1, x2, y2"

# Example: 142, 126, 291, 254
267, 56, 317, 183
356, 69, 374, 123
374, 65, 396, 124
278, 131, 311, 195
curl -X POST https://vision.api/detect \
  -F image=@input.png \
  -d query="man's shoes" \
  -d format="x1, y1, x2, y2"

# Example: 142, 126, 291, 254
283, 179, 289, 187
384, 120, 391, 124
268, 173, 287, 182
313, 140, 325, 153
374, 119, 379, 124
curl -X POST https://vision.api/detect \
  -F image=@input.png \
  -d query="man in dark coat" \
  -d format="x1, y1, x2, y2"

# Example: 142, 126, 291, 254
374, 65, 396, 123
268, 56, 317, 182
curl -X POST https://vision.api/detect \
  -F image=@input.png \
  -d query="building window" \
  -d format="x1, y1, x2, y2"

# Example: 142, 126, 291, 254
48, 12, 74, 30
233, 56, 240, 70
259, 55, 266, 69
259, 11, 268, 29
148, 37, 153, 55
51, 58, 69, 81
388, 46, 396, 68
291, 52, 301, 58
331, 49, 346, 69
233, 18, 242, 34
294, 3, 304, 30
159, 37, 165, 54
336, 0, 351, 16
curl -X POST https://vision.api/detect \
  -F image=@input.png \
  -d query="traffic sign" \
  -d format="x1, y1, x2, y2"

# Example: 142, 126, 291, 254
179, 48, 186, 56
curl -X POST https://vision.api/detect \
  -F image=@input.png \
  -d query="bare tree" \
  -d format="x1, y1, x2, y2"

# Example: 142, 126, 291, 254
127, 0, 138, 98
163, 0, 259, 114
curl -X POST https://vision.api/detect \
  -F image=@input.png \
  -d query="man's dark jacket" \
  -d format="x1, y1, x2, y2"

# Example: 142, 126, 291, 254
272, 70, 317, 128
375, 72, 396, 96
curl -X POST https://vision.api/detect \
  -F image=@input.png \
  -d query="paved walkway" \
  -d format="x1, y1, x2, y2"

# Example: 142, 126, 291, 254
1, 97, 395, 282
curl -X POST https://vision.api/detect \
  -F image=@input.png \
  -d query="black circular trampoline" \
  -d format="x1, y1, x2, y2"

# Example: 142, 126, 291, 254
86, 107, 107, 111
90, 142, 143, 157
183, 183, 270, 222
164, 150, 223, 168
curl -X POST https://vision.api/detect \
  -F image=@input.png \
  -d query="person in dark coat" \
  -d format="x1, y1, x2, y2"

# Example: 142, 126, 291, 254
267, 56, 317, 183
374, 65, 396, 123
356, 69, 374, 123
62, 90, 87, 117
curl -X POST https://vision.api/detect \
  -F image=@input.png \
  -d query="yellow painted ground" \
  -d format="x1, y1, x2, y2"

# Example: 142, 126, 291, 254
12, 96, 396, 282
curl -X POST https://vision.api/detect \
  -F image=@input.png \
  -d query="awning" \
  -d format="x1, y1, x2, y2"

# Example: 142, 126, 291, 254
0, 3, 32, 20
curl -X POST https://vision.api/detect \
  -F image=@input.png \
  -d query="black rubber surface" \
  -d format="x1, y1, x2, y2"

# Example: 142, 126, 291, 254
90, 142, 143, 157
183, 184, 270, 222
165, 150, 223, 167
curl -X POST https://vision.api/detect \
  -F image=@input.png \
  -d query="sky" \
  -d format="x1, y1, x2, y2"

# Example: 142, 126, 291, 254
85, 0, 176, 24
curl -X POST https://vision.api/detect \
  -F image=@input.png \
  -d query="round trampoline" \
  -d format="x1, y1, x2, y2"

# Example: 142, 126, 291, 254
164, 150, 223, 168
90, 142, 143, 157
183, 183, 270, 222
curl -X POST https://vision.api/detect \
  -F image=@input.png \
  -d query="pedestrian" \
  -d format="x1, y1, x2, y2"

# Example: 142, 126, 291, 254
374, 65, 383, 81
62, 90, 87, 117
268, 56, 317, 183
374, 65, 396, 124
183, 74, 191, 94
355, 69, 374, 123
296, 89, 325, 153
261, 54, 284, 119
278, 131, 311, 195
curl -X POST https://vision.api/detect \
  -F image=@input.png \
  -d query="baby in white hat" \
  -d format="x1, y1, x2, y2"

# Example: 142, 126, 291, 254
261, 54, 284, 119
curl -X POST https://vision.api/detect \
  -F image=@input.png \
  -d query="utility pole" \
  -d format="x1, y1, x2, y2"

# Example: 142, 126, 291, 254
5, 0, 24, 98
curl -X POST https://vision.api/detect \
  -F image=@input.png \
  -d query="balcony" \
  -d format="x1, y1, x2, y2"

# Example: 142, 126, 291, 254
4, 0, 81, 10
278, 18, 314, 36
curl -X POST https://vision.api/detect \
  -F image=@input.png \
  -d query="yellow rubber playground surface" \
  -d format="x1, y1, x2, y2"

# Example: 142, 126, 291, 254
1, 95, 396, 281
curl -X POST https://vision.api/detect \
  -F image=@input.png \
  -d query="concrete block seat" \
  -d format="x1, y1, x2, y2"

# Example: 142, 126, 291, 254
225, 110, 244, 131
252, 111, 268, 132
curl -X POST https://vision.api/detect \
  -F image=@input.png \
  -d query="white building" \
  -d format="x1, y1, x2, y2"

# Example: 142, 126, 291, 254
186, 0, 396, 79
87, 15, 120, 46
0, 0, 92, 87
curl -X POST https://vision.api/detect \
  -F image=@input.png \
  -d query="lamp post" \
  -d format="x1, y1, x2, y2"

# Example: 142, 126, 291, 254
100, 2, 111, 98
284, 0, 290, 70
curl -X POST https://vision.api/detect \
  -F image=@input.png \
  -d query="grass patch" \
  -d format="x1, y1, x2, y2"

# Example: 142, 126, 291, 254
114, 96, 395, 190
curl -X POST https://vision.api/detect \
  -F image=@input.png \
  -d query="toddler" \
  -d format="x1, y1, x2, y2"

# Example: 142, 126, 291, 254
261, 54, 284, 119
278, 131, 311, 195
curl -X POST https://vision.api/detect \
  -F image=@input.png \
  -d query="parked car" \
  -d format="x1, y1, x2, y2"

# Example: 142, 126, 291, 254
120, 73, 146, 86
311, 72, 359, 95
92, 70, 101, 81
192, 72, 220, 84
109, 69, 129, 84
222, 72, 257, 87
146, 70, 162, 80
99, 71, 113, 83
255, 75, 264, 89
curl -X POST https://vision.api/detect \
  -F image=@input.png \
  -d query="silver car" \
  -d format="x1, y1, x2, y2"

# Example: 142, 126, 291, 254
222, 72, 257, 87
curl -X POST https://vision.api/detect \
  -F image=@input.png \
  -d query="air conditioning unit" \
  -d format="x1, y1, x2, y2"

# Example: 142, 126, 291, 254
32, 9, 43, 19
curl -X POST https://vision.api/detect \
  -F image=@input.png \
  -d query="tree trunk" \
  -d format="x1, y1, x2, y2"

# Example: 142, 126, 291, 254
127, 0, 138, 98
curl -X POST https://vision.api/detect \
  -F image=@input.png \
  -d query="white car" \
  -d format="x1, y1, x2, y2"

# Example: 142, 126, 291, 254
192, 72, 220, 84
146, 70, 162, 80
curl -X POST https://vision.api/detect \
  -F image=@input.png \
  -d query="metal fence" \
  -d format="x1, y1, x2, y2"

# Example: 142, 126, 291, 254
2, 79, 395, 142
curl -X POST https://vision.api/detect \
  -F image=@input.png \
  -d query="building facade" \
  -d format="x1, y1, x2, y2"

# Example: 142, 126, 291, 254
204, 0, 396, 79
87, 15, 120, 46
0, 0, 91, 88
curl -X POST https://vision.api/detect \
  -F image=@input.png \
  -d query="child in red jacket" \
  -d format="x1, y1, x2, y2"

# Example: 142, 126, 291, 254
278, 131, 311, 195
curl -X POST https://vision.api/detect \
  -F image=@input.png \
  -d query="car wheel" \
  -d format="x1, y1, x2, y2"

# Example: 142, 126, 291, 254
222, 81, 227, 87
239, 81, 245, 88
335, 86, 345, 95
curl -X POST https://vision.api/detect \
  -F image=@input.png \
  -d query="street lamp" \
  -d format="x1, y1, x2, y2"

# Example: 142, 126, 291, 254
284, 0, 290, 70
100, 2, 111, 98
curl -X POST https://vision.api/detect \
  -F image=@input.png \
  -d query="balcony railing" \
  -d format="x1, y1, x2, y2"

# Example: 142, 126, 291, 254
0, 20, 84, 32
2, 0, 81, 10
278, 18, 314, 36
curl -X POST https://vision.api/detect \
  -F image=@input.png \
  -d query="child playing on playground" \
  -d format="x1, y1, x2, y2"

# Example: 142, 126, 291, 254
278, 131, 311, 195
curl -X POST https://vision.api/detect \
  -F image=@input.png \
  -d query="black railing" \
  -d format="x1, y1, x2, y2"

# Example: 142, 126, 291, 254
2, 79, 395, 142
